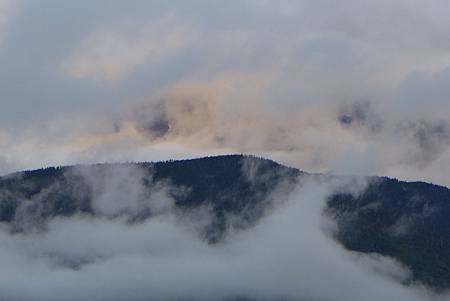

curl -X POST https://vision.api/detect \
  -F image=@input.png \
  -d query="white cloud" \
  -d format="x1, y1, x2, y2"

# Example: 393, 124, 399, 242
0, 174, 437, 301
0, 0, 12, 45
62, 22, 195, 84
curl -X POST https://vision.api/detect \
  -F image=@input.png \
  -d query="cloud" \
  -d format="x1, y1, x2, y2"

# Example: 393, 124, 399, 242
2, 2, 450, 299
0, 167, 439, 301
62, 21, 195, 84
111, 74, 450, 184
69, 164, 176, 218
1, 0, 450, 186
0, 0, 12, 45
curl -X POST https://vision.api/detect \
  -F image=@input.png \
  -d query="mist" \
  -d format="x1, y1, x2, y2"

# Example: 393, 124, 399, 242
0, 165, 442, 301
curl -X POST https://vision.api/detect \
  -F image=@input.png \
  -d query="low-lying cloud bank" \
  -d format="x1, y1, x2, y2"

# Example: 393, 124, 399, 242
0, 166, 443, 301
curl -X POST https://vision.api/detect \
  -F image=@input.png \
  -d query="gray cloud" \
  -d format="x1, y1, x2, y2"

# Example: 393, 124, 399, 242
1, 1, 450, 181
337, 100, 384, 132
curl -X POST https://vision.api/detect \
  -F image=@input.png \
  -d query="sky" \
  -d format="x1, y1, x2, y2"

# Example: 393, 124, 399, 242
1, 0, 450, 186
1, 2, 450, 299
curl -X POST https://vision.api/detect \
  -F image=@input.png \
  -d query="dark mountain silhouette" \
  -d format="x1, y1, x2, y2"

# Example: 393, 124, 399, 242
1, 155, 450, 290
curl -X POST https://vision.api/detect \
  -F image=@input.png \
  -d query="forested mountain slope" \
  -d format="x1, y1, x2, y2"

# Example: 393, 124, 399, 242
1, 155, 450, 289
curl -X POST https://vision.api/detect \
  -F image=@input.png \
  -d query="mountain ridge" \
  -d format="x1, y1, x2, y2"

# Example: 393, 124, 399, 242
4, 154, 446, 192
1, 154, 450, 290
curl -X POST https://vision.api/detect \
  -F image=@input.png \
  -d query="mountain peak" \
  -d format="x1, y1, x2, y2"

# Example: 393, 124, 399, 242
1, 156, 450, 289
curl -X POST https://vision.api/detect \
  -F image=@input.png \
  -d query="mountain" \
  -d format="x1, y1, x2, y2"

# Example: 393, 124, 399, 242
1, 155, 450, 290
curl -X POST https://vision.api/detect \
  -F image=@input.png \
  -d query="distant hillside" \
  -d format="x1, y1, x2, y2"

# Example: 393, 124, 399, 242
1, 155, 450, 289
